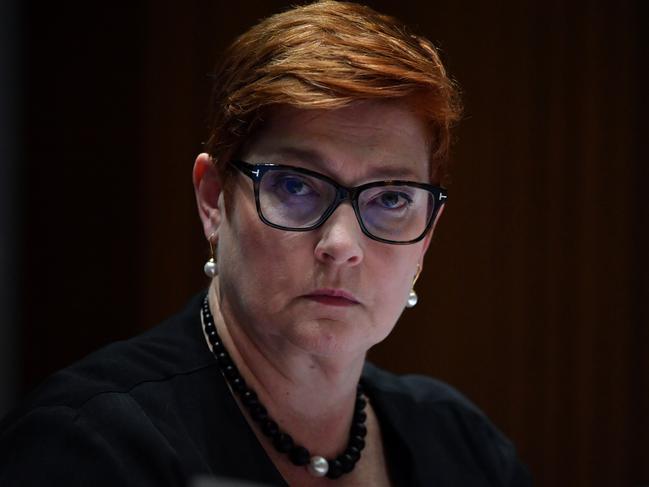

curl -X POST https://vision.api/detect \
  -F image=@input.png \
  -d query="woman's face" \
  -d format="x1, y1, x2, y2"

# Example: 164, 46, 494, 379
208, 100, 437, 360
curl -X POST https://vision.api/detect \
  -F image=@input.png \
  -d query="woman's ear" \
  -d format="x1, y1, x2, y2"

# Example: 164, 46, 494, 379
193, 153, 223, 239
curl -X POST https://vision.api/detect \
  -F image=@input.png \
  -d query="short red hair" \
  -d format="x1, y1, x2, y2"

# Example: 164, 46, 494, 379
206, 0, 461, 182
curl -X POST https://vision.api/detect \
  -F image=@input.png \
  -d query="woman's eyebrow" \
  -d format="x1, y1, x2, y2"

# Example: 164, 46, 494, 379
269, 146, 426, 181
269, 146, 327, 167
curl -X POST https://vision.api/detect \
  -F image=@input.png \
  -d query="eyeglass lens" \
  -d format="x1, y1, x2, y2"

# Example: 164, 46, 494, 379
258, 168, 434, 242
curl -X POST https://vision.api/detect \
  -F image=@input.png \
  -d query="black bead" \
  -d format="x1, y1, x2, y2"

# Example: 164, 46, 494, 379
230, 377, 246, 392
242, 390, 258, 406
250, 403, 268, 421
338, 453, 354, 473
353, 410, 367, 423
211, 341, 225, 353
326, 459, 343, 479
346, 445, 360, 462
223, 365, 238, 380
349, 435, 365, 450
261, 419, 279, 437
351, 423, 367, 438
273, 433, 294, 453
216, 352, 232, 367
289, 446, 310, 466
355, 397, 367, 411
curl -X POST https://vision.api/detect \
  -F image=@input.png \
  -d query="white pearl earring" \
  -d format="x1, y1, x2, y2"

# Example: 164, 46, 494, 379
406, 264, 422, 309
203, 233, 218, 278
406, 290, 418, 308
203, 258, 217, 278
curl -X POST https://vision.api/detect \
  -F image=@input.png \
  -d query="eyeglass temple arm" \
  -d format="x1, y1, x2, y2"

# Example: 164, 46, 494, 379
230, 160, 261, 179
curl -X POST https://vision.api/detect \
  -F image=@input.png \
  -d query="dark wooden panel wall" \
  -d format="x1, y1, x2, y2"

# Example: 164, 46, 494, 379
15, 1, 648, 486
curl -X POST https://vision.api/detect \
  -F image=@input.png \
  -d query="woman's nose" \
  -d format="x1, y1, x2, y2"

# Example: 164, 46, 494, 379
314, 204, 364, 266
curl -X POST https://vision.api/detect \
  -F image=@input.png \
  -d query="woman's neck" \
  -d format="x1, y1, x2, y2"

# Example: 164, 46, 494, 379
206, 282, 366, 458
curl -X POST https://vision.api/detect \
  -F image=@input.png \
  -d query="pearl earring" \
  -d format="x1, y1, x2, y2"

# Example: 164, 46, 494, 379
406, 264, 422, 309
203, 233, 218, 278
406, 289, 418, 308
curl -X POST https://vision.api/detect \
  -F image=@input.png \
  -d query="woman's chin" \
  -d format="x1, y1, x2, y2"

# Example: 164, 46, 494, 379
282, 319, 374, 359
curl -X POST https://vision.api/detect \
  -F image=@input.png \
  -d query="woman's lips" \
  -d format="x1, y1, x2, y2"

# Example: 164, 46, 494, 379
303, 289, 360, 306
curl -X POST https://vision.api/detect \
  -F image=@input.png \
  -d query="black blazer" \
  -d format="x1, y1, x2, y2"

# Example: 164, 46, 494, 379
0, 292, 530, 486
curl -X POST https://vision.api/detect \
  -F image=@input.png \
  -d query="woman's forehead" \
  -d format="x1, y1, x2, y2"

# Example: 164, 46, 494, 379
241, 101, 432, 183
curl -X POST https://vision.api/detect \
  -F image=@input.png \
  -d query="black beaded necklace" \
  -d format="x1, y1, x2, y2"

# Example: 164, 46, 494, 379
201, 296, 368, 479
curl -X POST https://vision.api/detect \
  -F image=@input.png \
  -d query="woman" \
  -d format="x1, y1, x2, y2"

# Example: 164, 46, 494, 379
0, 1, 530, 486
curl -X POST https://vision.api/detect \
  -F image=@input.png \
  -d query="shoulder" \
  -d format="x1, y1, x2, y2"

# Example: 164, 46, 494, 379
362, 361, 476, 408
361, 362, 488, 431
362, 363, 531, 486
0, 292, 218, 486
0, 404, 121, 486
17, 292, 212, 411
0, 397, 195, 487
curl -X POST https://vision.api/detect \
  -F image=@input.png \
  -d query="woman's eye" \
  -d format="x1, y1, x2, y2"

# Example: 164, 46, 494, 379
280, 176, 312, 196
376, 191, 411, 209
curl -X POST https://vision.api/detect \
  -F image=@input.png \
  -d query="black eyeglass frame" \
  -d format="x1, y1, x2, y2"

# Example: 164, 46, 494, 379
230, 159, 448, 245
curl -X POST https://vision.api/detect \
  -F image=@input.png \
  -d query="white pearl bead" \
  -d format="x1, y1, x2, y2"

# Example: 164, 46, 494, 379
203, 259, 217, 278
308, 455, 329, 477
406, 290, 418, 308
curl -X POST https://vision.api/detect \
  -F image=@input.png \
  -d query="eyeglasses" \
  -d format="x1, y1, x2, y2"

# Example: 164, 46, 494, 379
229, 160, 448, 245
